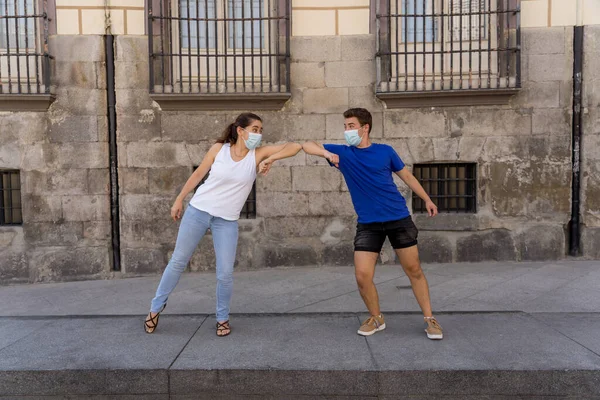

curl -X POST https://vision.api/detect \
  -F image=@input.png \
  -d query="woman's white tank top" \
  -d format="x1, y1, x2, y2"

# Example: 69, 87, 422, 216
189, 143, 257, 221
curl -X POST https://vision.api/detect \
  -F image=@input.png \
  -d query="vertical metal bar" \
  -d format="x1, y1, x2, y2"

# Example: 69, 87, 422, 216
42, 0, 49, 93
168, 0, 174, 91
505, 0, 509, 88
186, 0, 192, 91
6, 173, 13, 223
422, 0, 426, 90
195, 0, 201, 92
397, 0, 401, 90
232, 0, 237, 91
241, 0, 246, 91
160, 0, 165, 90
496, 0, 500, 88
478, 0, 481, 88
440, 0, 444, 89
0, 174, 4, 225
24, 0, 31, 93
487, 0, 491, 88
250, 0, 254, 91
431, 0, 435, 90
450, 0, 453, 89
178, 1, 183, 92
259, 0, 263, 91
33, 0, 39, 93
459, 0, 463, 89
375, 0, 381, 91
221, 0, 226, 92
14, 0, 22, 93
285, 0, 290, 91
148, 0, 155, 92
213, 0, 218, 91
516, 0, 521, 87
267, 0, 272, 91
413, 0, 416, 90
275, 0, 280, 92
5, 0, 13, 93
468, 0, 472, 89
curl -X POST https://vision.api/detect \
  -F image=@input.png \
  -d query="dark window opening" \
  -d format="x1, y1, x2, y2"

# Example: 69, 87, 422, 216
0, 170, 22, 225
412, 163, 476, 213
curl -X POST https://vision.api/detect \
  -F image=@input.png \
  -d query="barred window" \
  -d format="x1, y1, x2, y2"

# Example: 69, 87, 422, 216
377, 0, 520, 94
192, 166, 256, 219
0, 170, 22, 225
0, 0, 51, 95
412, 163, 476, 213
148, 0, 290, 95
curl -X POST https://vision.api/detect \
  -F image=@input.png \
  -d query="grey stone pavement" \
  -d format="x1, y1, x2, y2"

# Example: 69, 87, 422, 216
1, 260, 600, 398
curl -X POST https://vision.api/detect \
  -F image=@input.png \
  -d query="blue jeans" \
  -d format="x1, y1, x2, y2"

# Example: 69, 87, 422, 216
150, 206, 238, 321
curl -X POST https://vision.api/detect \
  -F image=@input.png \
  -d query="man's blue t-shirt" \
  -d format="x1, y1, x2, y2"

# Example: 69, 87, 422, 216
323, 143, 410, 224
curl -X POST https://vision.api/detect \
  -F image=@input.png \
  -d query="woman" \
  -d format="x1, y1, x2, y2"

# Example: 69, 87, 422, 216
144, 113, 301, 336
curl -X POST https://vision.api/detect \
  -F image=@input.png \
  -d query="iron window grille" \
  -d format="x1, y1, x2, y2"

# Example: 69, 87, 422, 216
192, 166, 256, 219
412, 163, 476, 213
0, 0, 52, 94
0, 170, 22, 225
148, 0, 291, 94
376, 0, 520, 93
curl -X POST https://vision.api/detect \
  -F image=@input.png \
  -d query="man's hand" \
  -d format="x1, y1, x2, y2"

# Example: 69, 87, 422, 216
425, 200, 438, 217
323, 150, 339, 167
258, 157, 274, 175
171, 198, 183, 221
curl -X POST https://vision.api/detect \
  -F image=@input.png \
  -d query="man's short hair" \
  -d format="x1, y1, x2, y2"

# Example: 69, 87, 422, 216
343, 108, 372, 133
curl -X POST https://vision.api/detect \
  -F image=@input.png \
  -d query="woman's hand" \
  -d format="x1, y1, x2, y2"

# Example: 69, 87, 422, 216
258, 157, 274, 175
171, 198, 183, 221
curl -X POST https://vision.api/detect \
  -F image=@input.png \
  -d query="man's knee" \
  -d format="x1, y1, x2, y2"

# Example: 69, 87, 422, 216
355, 270, 373, 289
404, 263, 424, 280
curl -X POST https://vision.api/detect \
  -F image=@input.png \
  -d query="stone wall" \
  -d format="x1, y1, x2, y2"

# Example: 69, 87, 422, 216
1, 26, 600, 283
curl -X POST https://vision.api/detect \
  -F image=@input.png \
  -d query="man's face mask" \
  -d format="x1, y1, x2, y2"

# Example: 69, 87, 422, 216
344, 126, 364, 147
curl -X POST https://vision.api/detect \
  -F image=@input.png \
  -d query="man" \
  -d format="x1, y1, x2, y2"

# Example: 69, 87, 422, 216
302, 108, 443, 339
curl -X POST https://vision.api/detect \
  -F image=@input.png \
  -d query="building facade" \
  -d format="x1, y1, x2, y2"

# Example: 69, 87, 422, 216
1, 0, 599, 283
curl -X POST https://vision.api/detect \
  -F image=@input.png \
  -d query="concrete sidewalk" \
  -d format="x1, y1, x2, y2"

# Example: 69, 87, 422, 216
1, 260, 600, 399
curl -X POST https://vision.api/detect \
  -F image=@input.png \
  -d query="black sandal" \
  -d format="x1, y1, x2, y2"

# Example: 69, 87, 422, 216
216, 320, 231, 337
144, 303, 166, 334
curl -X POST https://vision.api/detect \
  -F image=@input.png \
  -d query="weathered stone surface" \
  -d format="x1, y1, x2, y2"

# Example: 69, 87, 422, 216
122, 248, 167, 275
119, 168, 149, 194
0, 227, 24, 248
116, 36, 147, 63
54, 143, 108, 169
517, 225, 565, 261
264, 243, 318, 267
256, 192, 309, 217
49, 35, 104, 62
529, 54, 571, 82
121, 220, 179, 247
30, 247, 109, 282
341, 35, 376, 61
582, 227, 600, 259
21, 194, 62, 223
188, 236, 216, 272
582, 160, 600, 227
457, 137, 486, 161
52, 61, 100, 89
184, 143, 213, 166
0, 252, 29, 282
291, 36, 341, 62
0, 113, 47, 145
148, 167, 190, 194
486, 162, 529, 217
126, 142, 191, 168
121, 194, 172, 221
290, 62, 325, 89
97, 116, 109, 142
62, 195, 110, 222
0, 141, 20, 169
303, 88, 349, 114
264, 216, 347, 239
432, 138, 460, 161
522, 27, 566, 55
414, 213, 491, 232
115, 62, 150, 90
115, 89, 157, 116
292, 166, 342, 192
448, 109, 531, 137
406, 138, 434, 163
384, 110, 445, 138
256, 166, 292, 192
283, 113, 326, 141
322, 242, 355, 266
308, 192, 355, 216
88, 168, 110, 195
457, 230, 517, 262
23, 222, 83, 246
83, 221, 112, 241
511, 81, 560, 108
117, 113, 162, 142
51, 88, 107, 116
325, 61, 375, 88
161, 113, 233, 143
349, 87, 385, 117
481, 136, 530, 162
532, 108, 571, 135
416, 231, 453, 263
379, 139, 413, 165
48, 115, 98, 143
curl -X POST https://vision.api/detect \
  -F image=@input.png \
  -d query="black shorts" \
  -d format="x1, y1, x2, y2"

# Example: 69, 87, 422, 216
354, 216, 418, 253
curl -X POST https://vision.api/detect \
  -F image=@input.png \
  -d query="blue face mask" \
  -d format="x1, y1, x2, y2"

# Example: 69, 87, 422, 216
243, 130, 262, 150
344, 129, 363, 147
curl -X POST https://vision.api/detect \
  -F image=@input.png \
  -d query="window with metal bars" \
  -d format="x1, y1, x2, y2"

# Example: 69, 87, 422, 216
0, 0, 52, 95
192, 166, 256, 218
376, 0, 520, 93
0, 170, 23, 225
412, 163, 476, 213
148, 0, 290, 95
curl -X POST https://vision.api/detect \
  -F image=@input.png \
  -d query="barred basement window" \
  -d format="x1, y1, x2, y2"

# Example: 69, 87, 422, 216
192, 166, 256, 218
412, 163, 476, 213
0, 170, 22, 225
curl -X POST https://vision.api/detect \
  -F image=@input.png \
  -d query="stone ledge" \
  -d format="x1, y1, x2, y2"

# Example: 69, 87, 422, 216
151, 93, 291, 111
0, 94, 55, 111
376, 88, 520, 108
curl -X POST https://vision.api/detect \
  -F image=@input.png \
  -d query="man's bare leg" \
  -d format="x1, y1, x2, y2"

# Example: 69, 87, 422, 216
354, 251, 381, 315
394, 245, 433, 317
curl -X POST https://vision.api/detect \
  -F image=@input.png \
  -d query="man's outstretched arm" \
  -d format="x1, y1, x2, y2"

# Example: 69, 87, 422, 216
302, 141, 339, 167
396, 167, 438, 217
